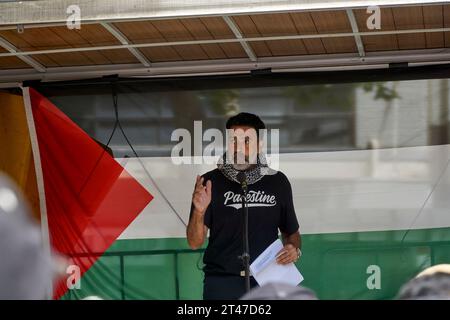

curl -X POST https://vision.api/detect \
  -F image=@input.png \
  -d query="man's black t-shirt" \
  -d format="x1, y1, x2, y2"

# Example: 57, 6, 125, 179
190, 168, 299, 276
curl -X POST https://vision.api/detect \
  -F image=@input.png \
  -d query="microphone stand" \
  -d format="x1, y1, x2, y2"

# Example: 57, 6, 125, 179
238, 175, 250, 293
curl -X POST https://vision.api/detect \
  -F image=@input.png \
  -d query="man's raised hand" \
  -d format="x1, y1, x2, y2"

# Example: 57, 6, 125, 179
192, 175, 212, 215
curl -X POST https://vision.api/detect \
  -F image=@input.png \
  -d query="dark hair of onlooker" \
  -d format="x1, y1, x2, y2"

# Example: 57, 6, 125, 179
397, 272, 450, 300
240, 282, 318, 300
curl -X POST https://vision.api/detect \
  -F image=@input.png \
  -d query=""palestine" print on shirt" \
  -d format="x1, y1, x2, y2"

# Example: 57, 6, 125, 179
223, 190, 276, 209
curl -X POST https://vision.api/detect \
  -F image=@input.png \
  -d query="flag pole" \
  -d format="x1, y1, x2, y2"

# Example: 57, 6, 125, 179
22, 86, 54, 300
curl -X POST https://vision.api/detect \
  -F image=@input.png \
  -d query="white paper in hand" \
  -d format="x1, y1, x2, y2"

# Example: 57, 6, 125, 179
250, 239, 304, 286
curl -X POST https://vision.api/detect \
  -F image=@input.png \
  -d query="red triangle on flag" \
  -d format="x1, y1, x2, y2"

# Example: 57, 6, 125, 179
27, 87, 153, 299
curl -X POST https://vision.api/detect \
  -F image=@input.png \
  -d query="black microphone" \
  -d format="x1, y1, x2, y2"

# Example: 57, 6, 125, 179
236, 171, 250, 292
236, 171, 248, 194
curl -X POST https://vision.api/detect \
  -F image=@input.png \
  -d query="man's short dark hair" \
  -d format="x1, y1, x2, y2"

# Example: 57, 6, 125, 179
226, 112, 266, 136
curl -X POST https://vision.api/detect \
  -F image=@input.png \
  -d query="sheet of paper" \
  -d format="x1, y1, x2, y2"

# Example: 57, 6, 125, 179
250, 239, 304, 286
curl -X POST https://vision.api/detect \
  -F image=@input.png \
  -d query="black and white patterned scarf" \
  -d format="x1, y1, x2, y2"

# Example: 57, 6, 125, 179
217, 152, 272, 185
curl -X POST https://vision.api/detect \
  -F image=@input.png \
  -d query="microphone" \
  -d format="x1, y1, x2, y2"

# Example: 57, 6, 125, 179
236, 171, 250, 292
236, 171, 248, 194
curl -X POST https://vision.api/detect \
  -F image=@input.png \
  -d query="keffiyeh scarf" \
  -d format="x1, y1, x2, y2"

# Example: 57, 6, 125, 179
217, 152, 271, 185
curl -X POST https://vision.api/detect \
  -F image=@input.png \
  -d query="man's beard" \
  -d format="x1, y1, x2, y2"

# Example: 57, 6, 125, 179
232, 163, 252, 171
231, 152, 257, 171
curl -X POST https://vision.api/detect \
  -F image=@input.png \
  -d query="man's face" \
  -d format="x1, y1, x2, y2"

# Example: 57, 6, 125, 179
227, 125, 261, 170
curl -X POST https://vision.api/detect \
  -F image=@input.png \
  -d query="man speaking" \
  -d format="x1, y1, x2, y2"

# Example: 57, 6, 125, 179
187, 112, 301, 300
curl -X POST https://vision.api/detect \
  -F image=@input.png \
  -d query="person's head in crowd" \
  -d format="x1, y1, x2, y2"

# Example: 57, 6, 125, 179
82, 295, 103, 300
396, 264, 450, 300
240, 282, 318, 300
0, 173, 53, 299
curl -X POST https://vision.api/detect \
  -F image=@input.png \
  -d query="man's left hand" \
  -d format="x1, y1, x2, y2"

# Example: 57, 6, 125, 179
276, 244, 299, 265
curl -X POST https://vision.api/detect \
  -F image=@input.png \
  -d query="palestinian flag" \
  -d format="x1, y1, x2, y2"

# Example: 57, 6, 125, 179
22, 87, 154, 299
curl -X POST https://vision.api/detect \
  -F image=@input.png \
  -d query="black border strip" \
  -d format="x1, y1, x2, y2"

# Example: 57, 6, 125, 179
22, 63, 450, 96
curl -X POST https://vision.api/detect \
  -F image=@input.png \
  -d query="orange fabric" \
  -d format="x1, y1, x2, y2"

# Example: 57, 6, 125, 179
0, 90, 40, 221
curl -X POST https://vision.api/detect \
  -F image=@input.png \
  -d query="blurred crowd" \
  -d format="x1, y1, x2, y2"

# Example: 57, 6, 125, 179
240, 264, 450, 300
0, 173, 53, 299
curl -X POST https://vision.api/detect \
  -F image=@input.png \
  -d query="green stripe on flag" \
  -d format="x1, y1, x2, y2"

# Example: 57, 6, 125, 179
61, 226, 450, 300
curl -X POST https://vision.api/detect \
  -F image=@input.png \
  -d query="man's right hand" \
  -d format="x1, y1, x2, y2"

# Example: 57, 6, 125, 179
192, 175, 212, 215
